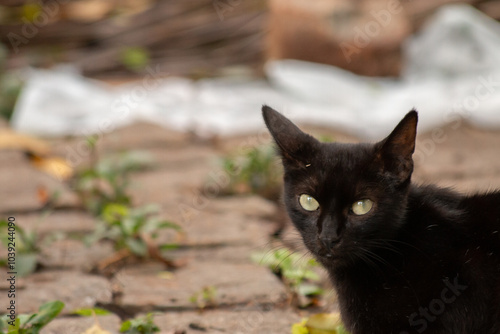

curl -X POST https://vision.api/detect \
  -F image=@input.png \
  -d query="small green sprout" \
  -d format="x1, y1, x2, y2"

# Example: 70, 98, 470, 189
120, 313, 160, 334
189, 286, 218, 309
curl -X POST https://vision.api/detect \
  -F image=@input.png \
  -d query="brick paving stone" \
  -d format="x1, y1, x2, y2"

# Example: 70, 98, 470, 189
0, 150, 25, 167
176, 211, 274, 247
169, 245, 266, 265
50, 123, 187, 159
13, 210, 96, 235
41, 314, 121, 334
9, 270, 112, 314
98, 123, 188, 152
39, 239, 114, 272
114, 261, 286, 311
0, 161, 79, 213
130, 165, 210, 210
153, 308, 302, 334
145, 145, 216, 170
206, 195, 277, 219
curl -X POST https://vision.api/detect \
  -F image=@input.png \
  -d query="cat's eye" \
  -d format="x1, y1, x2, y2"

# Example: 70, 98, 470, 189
351, 199, 373, 215
299, 194, 320, 211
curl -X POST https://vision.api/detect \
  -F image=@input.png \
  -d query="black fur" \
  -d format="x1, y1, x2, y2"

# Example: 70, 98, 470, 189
262, 105, 500, 334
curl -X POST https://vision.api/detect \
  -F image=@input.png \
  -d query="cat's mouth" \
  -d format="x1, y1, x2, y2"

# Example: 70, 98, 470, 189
317, 246, 339, 260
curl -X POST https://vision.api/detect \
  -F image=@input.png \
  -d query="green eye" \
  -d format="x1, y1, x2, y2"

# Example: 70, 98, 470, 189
351, 199, 373, 215
299, 194, 320, 211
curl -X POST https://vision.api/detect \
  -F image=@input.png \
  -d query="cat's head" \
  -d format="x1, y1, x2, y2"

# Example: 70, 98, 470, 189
262, 106, 417, 269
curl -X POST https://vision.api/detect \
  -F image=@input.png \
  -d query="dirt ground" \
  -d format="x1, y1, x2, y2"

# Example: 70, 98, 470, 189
1, 115, 500, 334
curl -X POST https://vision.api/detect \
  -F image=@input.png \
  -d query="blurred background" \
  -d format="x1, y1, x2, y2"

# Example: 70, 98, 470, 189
0, 0, 499, 78
1, 1, 500, 334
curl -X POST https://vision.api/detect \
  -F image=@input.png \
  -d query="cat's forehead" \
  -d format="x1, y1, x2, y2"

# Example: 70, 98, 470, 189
289, 142, 376, 195
318, 142, 375, 169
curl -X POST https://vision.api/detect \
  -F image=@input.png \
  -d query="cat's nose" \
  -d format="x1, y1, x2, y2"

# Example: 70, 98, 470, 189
319, 236, 340, 250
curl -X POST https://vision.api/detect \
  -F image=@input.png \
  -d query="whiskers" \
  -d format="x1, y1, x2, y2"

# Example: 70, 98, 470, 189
346, 238, 409, 276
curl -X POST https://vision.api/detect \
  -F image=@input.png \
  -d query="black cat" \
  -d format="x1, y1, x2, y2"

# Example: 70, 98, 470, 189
262, 105, 500, 334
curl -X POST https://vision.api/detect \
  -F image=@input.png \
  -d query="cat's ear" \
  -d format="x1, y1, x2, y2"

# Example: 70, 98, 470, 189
262, 105, 319, 168
375, 110, 418, 182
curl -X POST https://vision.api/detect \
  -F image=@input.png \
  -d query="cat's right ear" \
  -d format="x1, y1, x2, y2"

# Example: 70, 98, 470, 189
262, 105, 319, 168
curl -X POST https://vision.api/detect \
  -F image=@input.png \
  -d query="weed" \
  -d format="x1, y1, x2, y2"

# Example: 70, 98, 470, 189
0, 300, 64, 334
120, 47, 150, 72
120, 313, 160, 334
0, 220, 44, 277
218, 145, 282, 201
74, 150, 154, 215
0, 44, 23, 120
85, 203, 181, 258
189, 286, 217, 309
252, 248, 324, 307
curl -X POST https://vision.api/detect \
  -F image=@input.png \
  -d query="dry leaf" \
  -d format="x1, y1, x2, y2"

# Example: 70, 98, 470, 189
28, 153, 73, 181
0, 130, 50, 155
82, 323, 113, 334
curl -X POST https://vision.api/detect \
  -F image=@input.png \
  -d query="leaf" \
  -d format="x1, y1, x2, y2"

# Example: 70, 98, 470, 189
121, 47, 150, 71
102, 203, 129, 224
23, 301, 64, 331
82, 323, 113, 334
120, 313, 159, 333
15, 253, 38, 277
158, 243, 179, 251
125, 238, 148, 257
305, 313, 349, 334
119, 320, 132, 332
73, 308, 111, 317
297, 283, 324, 297
28, 154, 73, 181
291, 319, 309, 334
156, 221, 181, 231
0, 130, 50, 155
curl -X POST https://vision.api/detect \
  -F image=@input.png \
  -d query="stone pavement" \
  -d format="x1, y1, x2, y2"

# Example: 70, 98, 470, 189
0, 122, 304, 334
1, 120, 500, 333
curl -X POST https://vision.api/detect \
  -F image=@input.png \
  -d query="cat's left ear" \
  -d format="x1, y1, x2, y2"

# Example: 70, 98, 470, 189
375, 110, 418, 183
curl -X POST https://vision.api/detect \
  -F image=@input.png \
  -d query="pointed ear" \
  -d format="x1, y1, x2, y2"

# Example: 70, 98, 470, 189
262, 105, 319, 168
375, 110, 418, 183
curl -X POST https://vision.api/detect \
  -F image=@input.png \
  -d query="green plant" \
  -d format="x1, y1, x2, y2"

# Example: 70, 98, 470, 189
0, 220, 40, 277
85, 203, 180, 258
219, 145, 282, 200
189, 286, 217, 309
120, 313, 160, 334
0, 43, 23, 120
0, 300, 64, 334
72, 307, 111, 317
252, 248, 323, 307
74, 150, 154, 215
120, 47, 150, 72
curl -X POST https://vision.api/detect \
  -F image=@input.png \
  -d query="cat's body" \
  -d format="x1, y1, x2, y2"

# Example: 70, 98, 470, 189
262, 106, 500, 334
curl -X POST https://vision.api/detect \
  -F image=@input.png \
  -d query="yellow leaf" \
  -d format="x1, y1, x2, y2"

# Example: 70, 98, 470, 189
29, 154, 73, 181
306, 313, 345, 334
82, 323, 112, 334
0, 130, 50, 155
